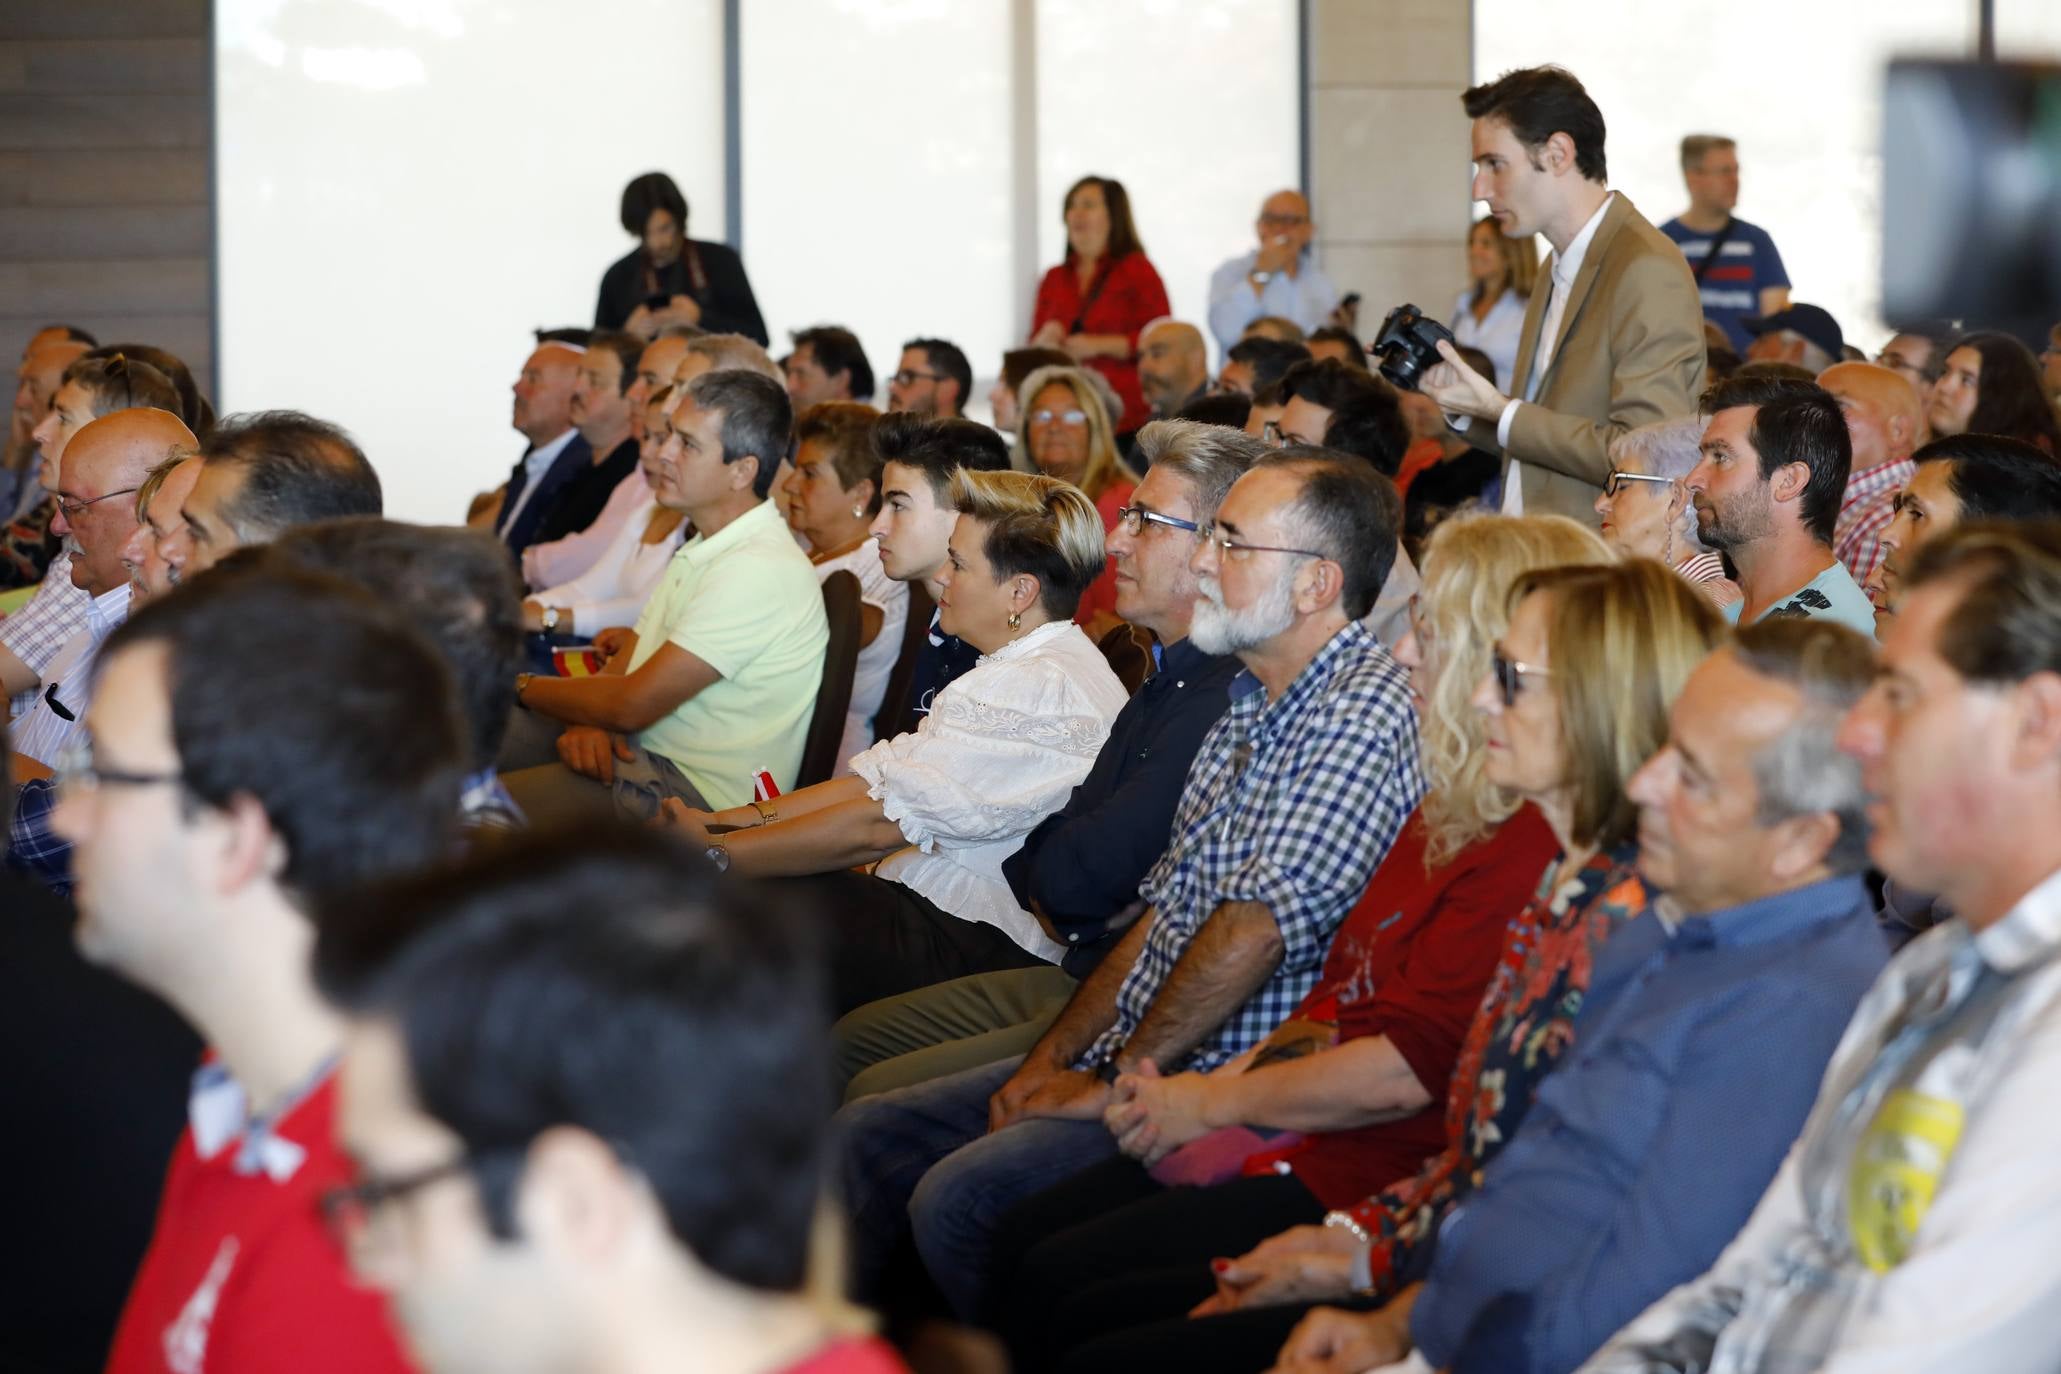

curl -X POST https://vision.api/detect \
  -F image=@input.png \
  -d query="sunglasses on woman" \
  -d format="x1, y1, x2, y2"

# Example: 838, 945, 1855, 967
1490, 644, 1552, 707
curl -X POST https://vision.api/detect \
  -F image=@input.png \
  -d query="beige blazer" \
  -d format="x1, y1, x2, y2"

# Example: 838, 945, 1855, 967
1471, 194, 1708, 523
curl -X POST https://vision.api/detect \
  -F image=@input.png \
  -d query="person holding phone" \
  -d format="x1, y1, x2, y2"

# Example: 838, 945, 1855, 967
1207, 190, 1341, 356
594, 172, 768, 345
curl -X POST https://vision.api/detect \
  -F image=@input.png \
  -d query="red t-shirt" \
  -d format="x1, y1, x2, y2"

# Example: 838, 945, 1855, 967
1073, 478, 1137, 629
780, 1336, 910, 1374
1258, 804, 1559, 1209
105, 1064, 417, 1374
1030, 251, 1170, 431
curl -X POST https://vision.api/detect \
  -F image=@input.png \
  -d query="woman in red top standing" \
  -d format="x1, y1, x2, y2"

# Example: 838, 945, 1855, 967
1030, 176, 1170, 434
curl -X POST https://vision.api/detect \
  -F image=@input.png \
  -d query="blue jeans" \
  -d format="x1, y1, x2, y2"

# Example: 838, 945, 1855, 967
834, 1055, 1119, 1319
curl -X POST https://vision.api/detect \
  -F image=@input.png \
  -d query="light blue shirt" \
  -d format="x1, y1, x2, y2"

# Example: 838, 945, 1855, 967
1721, 558, 1877, 637
1207, 248, 1340, 354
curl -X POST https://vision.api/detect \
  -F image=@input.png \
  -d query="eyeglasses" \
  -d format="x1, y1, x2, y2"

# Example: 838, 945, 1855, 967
1602, 469, 1676, 498
54, 734, 184, 800
1195, 521, 1326, 561
1490, 644, 1552, 707
321, 1152, 477, 1253
1114, 505, 1201, 537
1258, 213, 1308, 228
55, 486, 139, 520
890, 369, 944, 387
1030, 408, 1088, 427
1261, 420, 1284, 446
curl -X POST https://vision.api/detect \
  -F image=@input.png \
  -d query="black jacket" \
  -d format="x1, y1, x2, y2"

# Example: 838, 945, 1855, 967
594, 240, 768, 344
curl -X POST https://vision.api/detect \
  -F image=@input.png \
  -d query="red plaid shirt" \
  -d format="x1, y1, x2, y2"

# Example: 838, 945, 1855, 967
1833, 457, 1914, 590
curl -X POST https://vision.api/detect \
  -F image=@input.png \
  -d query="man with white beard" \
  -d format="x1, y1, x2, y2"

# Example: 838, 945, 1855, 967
834, 447, 1425, 1321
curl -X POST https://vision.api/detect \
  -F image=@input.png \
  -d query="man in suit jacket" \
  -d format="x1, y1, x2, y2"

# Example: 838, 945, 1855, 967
1424, 66, 1707, 523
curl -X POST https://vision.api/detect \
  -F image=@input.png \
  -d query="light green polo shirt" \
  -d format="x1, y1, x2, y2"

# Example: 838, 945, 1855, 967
628, 499, 828, 808
1721, 558, 1878, 638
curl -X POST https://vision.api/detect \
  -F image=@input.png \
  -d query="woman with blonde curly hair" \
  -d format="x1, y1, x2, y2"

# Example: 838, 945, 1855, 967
661, 469, 1129, 1011
1015, 363, 1139, 634
986, 513, 1612, 1369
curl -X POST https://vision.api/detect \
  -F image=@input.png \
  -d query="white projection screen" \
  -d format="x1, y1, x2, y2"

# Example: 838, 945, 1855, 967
215, 0, 725, 523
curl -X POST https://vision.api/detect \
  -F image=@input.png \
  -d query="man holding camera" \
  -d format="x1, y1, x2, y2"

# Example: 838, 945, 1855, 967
1420, 66, 1707, 523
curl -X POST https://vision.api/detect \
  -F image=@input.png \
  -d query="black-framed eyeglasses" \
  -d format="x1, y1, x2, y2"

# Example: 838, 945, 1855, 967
55, 486, 139, 520
1114, 505, 1200, 537
1196, 521, 1326, 561
321, 1152, 477, 1251
1490, 644, 1552, 707
54, 734, 184, 799
890, 369, 944, 387
1602, 469, 1675, 498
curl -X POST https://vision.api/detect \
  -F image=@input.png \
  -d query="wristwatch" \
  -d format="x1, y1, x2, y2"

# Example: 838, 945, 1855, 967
704, 843, 731, 873
1250, 269, 1275, 285
541, 605, 561, 633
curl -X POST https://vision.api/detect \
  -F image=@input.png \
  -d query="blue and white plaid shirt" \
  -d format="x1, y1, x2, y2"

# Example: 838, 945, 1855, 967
1, 563, 90, 719
1078, 618, 1424, 1073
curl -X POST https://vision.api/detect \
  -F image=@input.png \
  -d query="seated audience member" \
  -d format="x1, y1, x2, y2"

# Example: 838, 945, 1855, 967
1580, 522, 2061, 1374
316, 830, 900, 1374
1593, 416, 1734, 605
1686, 375, 1875, 632
503, 370, 826, 821
597, 171, 767, 342
1243, 315, 1307, 345
265, 520, 526, 835
1927, 329, 2061, 454
3, 333, 91, 531
481, 336, 588, 552
1083, 561, 1724, 1374
889, 337, 972, 420
1015, 364, 1138, 635
1867, 433, 2061, 631
520, 386, 690, 667
1452, 213, 1538, 389
1873, 322, 1955, 408
1177, 392, 1254, 430
520, 330, 644, 550
990, 514, 1608, 1370
1819, 359, 1922, 589
4, 352, 185, 717
787, 325, 876, 408
77, 341, 214, 438
868, 415, 1015, 738
833, 420, 1263, 1101
1216, 335, 1311, 400
1390, 346, 1501, 499
1207, 191, 1337, 353
11, 409, 196, 781
1705, 342, 1743, 383
834, 451, 1425, 1320
674, 330, 786, 386
58, 562, 468, 1374
657, 469, 1124, 1006
159, 410, 384, 582
1138, 320, 1211, 419
1306, 326, 1367, 370
786, 402, 908, 771
1275, 617, 1887, 1374
1401, 451, 1502, 561
1742, 303, 1843, 374
990, 346, 1074, 435
1245, 379, 1290, 444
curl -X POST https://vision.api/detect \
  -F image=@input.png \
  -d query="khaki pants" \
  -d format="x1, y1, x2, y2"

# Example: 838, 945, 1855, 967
834, 964, 1078, 1104
502, 740, 711, 830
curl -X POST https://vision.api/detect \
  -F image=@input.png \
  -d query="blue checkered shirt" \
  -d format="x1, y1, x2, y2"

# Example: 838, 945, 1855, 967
4, 777, 70, 896
1, 565, 90, 719
1078, 619, 1424, 1073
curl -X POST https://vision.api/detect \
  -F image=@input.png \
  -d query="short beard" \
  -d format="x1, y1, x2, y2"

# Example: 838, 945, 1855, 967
1190, 568, 1298, 655
1695, 483, 1774, 553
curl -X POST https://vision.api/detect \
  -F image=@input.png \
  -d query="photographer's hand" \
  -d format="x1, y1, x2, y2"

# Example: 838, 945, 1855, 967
1421, 339, 1510, 424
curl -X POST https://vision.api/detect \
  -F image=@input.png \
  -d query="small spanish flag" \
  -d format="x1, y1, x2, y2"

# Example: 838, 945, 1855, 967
553, 648, 607, 678
752, 767, 780, 802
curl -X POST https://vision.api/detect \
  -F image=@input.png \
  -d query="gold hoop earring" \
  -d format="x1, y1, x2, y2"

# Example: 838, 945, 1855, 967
1008, 611, 1022, 630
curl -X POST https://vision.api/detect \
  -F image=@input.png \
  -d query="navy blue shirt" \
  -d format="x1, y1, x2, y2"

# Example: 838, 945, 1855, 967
1001, 635, 1240, 978
1659, 215, 1791, 353
886, 609, 982, 742
1414, 873, 1888, 1374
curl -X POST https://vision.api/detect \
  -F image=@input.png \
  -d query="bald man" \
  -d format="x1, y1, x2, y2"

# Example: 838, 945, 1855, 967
10, 408, 194, 782
1818, 360, 1921, 588
469, 340, 590, 553
1207, 189, 1340, 353
1137, 319, 1210, 418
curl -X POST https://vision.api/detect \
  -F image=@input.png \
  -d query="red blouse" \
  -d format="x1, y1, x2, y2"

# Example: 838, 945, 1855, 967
1031, 250, 1170, 431
1073, 478, 1137, 629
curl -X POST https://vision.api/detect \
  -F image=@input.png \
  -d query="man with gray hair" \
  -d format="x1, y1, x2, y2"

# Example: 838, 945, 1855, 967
833, 418, 1263, 1101
158, 410, 384, 582
1660, 133, 1792, 352
1276, 618, 1887, 1374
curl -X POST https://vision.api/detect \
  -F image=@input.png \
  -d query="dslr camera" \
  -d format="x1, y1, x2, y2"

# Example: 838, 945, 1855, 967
1369, 303, 1457, 391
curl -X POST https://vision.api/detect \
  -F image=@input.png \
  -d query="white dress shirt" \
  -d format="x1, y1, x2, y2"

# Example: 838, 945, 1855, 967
528, 479, 686, 638
1498, 193, 1615, 514
9, 580, 131, 768
523, 464, 653, 590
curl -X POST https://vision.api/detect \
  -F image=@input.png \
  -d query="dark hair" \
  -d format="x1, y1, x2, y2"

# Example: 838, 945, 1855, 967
1002, 347, 1074, 395
100, 561, 466, 904
873, 413, 1011, 504
533, 327, 593, 348
1706, 344, 1744, 383
1278, 357, 1387, 416
1061, 175, 1144, 263
1950, 332, 2061, 454
39, 323, 97, 346
1261, 446, 1400, 619
1699, 375, 1852, 543
1308, 326, 1369, 370
1455, 344, 1496, 381
199, 411, 384, 541
1461, 65, 1608, 182
60, 352, 183, 421
1322, 388, 1412, 478
1733, 360, 1819, 385
1915, 433, 2061, 522
1176, 392, 1253, 429
1885, 320, 1959, 383
312, 824, 831, 1292
80, 343, 208, 436
794, 402, 884, 512
586, 329, 645, 397
686, 369, 793, 500
789, 325, 874, 402
1904, 521, 2061, 688
1226, 336, 1312, 392
620, 172, 688, 238
904, 338, 972, 413
265, 520, 522, 772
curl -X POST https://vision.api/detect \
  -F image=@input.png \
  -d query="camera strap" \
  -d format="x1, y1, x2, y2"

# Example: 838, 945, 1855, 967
1691, 218, 1736, 284
1068, 257, 1114, 334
